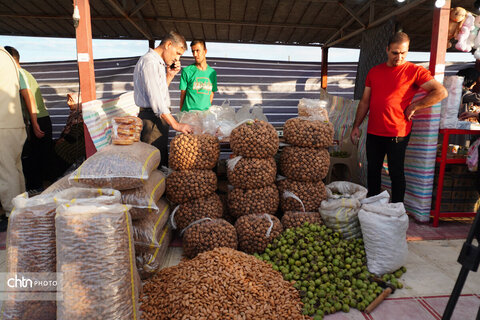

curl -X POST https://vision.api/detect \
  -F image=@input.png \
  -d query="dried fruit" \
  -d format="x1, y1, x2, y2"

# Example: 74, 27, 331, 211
280, 146, 330, 182
230, 120, 279, 158
171, 193, 223, 231
235, 214, 283, 254
227, 156, 276, 189
169, 134, 220, 170
228, 184, 279, 218
166, 170, 217, 204
278, 179, 327, 212
283, 118, 334, 148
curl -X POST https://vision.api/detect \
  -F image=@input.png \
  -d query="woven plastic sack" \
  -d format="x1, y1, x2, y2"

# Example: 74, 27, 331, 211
319, 198, 362, 240
170, 193, 223, 231
121, 170, 166, 220
132, 198, 170, 245
235, 214, 283, 254
2, 193, 57, 320
358, 202, 408, 275
53, 187, 121, 208
182, 218, 237, 258
135, 225, 172, 279
69, 142, 160, 190
56, 203, 140, 320
325, 181, 368, 201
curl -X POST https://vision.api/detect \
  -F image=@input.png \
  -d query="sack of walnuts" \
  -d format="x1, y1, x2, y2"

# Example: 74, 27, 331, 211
2, 193, 57, 320
169, 133, 220, 170
182, 218, 237, 259
230, 120, 279, 158
54, 187, 121, 207
279, 146, 330, 182
135, 224, 172, 280
69, 142, 160, 190
283, 117, 334, 148
235, 214, 283, 254
227, 156, 276, 189
166, 169, 217, 204
170, 193, 223, 231
227, 184, 279, 218
278, 179, 327, 212
121, 170, 166, 220
56, 203, 140, 320
133, 198, 170, 246
281, 211, 323, 230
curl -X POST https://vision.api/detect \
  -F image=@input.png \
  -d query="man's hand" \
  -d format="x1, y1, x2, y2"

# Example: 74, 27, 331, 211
459, 111, 479, 120
166, 61, 181, 77
173, 122, 193, 134
350, 126, 361, 145
404, 104, 417, 121
32, 122, 45, 138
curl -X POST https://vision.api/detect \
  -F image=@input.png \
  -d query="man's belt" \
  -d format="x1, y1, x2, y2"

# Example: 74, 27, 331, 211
139, 107, 154, 112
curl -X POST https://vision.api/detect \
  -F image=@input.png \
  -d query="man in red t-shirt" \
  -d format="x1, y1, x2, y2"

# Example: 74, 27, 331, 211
350, 32, 447, 203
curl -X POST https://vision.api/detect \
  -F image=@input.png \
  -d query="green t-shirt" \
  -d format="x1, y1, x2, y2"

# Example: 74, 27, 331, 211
19, 68, 49, 119
179, 64, 217, 112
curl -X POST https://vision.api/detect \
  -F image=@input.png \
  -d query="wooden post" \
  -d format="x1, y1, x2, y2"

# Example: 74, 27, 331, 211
321, 46, 328, 89
428, 0, 450, 77
75, 0, 97, 157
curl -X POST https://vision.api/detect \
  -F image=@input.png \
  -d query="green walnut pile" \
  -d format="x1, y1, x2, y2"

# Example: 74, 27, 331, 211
169, 134, 220, 170
255, 222, 406, 319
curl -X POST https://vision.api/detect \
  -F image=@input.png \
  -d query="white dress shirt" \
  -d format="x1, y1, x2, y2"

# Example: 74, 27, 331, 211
133, 48, 171, 116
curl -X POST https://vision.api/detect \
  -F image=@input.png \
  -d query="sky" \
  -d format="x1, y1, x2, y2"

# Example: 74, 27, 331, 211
0, 34, 476, 64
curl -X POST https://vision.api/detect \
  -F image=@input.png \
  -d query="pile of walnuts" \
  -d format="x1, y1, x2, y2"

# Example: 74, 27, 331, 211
281, 211, 323, 229
227, 120, 279, 220
278, 116, 333, 214
182, 218, 237, 258
230, 120, 279, 158
278, 179, 327, 212
171, 193, 223, 231
166, 170, 217, 204
169, 134, 220, 170
235, 214, 283, 254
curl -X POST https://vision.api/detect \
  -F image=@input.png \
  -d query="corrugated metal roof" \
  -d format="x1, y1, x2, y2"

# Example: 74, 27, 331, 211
0, 0, 474, 51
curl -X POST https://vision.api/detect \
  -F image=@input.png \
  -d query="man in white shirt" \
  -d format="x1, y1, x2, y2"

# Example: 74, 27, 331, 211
0, 46, 27, 223
134, 30, 193, 167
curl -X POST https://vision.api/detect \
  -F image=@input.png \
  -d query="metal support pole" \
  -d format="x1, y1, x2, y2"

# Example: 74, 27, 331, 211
321, 46, 328, 90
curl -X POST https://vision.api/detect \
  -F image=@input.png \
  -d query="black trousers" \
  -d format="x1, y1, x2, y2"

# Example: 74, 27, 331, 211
22, 116, 53, 190
366, 133, 411, 203
138, 108, 170, 168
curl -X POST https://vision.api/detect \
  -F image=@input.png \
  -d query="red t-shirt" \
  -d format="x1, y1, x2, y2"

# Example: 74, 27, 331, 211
365, 62, 433, 137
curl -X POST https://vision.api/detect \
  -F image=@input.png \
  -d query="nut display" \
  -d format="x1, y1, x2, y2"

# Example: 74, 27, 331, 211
283, 117, 334, 148
281, 211, 323, 229
227, 156, 277, 189
140, 247, 307, 320
171, 193, 223, 231
182, 218, 237, 258
230, 120, 279, 158
132, 198, 170, 245
169, 134, 220, 170
280, 146, 330, 182
228, 184, 279, 218
235, 214, 283, 254
69, 142, 160, 190
278, 179, 327, 212
166, 170, 217, 204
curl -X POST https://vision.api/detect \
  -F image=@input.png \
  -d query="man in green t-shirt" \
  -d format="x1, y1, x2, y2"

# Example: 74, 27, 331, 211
5, 46, 53, 193
179, 40, 217, 112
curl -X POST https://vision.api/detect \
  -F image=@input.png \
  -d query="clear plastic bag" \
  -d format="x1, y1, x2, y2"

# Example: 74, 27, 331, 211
358, 202, 409, 275
135, 225, 172, 279
121, 170, 166, 220
297, 98, 329, 121
56, 203, 140, 320
132, 198, 170, 245
54, 187, 121, 207
2, 193, 57, 320
69, 142, 160, 190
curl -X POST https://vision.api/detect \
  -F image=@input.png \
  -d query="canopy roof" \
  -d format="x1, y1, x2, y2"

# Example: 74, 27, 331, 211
0, 0, 474, 51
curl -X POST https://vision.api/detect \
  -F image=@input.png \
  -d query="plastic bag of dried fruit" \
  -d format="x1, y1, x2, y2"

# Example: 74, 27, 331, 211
182, 218, 237, 258
135, 224, 172, 279
297, 98, 329, 121
235, 214, 283, 254
69, 142, 160, 190
56, 202, 140, 320
319, 181, 367, 239
1, 193, 58, 320
121, 170, 166, 220
133, 198, 170, 245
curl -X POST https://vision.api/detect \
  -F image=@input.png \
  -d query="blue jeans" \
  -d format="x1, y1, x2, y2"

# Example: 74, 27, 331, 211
366, 133, 411, 203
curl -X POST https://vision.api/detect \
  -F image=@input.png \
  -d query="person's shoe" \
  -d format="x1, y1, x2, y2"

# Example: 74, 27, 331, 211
0, 215, 8, 232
